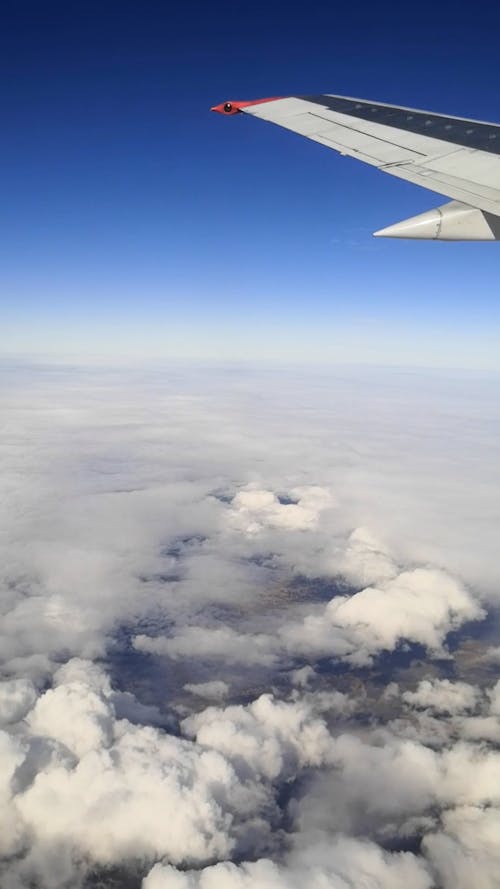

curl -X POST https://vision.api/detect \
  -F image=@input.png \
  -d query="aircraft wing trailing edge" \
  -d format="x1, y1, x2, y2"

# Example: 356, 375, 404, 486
211, 96, 500, 240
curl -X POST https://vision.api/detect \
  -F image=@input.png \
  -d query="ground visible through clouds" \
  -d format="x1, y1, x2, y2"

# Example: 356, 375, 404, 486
1, 361, 500, 889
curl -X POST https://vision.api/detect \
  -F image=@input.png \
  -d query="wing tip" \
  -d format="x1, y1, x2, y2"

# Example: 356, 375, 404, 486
211, 97, 283, 115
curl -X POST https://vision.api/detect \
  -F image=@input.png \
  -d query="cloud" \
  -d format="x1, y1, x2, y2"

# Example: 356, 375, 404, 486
134, 626, 279, 667
182, 693, 335, 782
0, 679, 37, 726
1, 362, 500, 888
402, 678, 480, 714
281, 567, 484, 665
481, 646, 500, 665
4, 660, 275, 885
424, 806, 500, 889
228, 486, 335, 535
135, 559, 483, 674
335, 526, 398, 587
27, 672, 114, 759
0, 730, 27, 858
184, 681, 230, 702
143, 837, 433, 889
487, 679, 500, 714
9, 662, 500, 889
17, 721, 241, 867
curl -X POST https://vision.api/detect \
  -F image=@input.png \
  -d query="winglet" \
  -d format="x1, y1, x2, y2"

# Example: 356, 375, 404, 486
211, 97, 283, 115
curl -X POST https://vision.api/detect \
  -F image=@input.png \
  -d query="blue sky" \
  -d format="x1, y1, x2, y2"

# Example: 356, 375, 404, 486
2, 0, 500, 366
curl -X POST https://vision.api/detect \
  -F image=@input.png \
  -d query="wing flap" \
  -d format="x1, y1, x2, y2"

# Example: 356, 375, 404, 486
385, 163, 500, 216
314, 127, 423, 166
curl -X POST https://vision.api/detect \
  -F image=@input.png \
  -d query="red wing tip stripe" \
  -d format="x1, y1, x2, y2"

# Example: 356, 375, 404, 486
211, 97, 283, 115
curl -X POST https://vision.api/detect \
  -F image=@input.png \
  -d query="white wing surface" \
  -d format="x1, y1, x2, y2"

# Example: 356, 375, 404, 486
211, 95, 500, 240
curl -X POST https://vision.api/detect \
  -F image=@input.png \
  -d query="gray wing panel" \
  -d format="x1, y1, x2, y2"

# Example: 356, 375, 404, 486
242, 97, 500, 217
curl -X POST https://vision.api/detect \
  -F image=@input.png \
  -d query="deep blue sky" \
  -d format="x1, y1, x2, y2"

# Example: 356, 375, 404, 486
2, 0, 500, 366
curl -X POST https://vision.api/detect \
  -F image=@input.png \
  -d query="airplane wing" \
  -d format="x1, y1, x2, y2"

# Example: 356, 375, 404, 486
211, 96, 500, 240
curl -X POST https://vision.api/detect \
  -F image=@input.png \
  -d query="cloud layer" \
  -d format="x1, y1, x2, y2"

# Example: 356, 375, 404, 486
1, 362, 499, 888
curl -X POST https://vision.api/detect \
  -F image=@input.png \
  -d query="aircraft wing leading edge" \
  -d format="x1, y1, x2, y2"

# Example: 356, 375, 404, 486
211, 96, 500, 240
